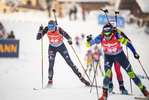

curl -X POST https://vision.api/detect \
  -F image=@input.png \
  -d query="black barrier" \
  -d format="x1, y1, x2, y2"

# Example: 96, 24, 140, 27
0, 39, 19, 57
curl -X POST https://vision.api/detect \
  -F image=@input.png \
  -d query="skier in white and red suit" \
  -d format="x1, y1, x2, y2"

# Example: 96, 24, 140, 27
36, 20, 90, 86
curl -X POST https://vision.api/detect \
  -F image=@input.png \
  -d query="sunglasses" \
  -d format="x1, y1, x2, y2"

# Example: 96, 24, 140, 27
48, 23, 56, 30
103, 32, 112, 37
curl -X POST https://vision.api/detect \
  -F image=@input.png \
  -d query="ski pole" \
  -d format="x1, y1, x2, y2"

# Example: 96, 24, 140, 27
115, 11, 119, 28
90, 45, 103, 93
41, 24, 44, 88
90, 55, 99, 92
52, 9, 58, 25
100, 9, 109, 22
52, 8, 92, 83
97, 46, 104, 76
126, 47, 133, 94
89, 45, 99, 99
70, 45, 91, 83
137, 59, 149, 81
114, 10, 133, 94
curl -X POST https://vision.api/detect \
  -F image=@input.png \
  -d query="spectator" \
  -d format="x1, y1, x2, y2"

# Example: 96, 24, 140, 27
69, 7, 73, 21
86, 7, 91, 14
0, 22, 4, 30
0, 31, 4, 39
75, 36, 80, 46
0, 22, 6, 39
82, 7, 86, 21
81, 33, 85, 39
74, 5, 77, 20
7, 30, 15, 39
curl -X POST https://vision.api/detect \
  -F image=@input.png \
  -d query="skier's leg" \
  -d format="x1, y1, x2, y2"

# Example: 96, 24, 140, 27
114, 62, 128, 94
58, 44, 90, 86
108, 68, 113, 93
99, 54, 113, 100
103, 56, 113, 89
108, 62, 114, 93
89, 62, 92, 75
114, 62, 123, 82
98, 61, 104, 76
116, 51, 149, 96
48, 45, 57, 84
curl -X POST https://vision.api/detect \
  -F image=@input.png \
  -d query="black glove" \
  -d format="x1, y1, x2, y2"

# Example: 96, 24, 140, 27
87, 35, 92, 42
68, 39, 72, 45
134, 53, 140, 59
39, 25, 43, 31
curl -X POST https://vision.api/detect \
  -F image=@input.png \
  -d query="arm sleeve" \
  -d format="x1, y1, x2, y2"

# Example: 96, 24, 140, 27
90, 34, 102, 46
36, 26, 48, 40
58, 27, 71, 40
116, 33, 136, 53
118, 29, 130, 41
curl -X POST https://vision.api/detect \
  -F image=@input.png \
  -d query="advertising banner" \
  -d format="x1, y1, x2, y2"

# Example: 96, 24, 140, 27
0, 40, 19, 57
98, 14, 125, 28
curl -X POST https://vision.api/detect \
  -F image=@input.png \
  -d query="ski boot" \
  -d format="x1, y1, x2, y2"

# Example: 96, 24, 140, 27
108, 82, 113, 93
98, 88, 108, 100
48, 80, 53, 85
141, 85, 149, 97
79, 76, 90, 86
47, 77, 53, 86
119, 81, 128, 94
119, 85, 128, 94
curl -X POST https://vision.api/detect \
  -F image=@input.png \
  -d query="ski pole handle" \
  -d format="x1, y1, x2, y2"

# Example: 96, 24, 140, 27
115, 11, 119, 28
100, 9, 109, 22
52, 9, 58, 25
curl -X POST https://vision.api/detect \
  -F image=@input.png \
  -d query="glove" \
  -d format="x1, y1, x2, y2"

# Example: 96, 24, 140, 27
87, 35, 92, 42
86, 42, 91, 47
39, 25, 43, 31
134, 53, 139, 59
68, 38, 72, 45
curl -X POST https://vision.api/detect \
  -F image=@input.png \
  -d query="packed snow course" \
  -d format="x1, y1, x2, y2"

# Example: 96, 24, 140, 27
0, 11, 149, 100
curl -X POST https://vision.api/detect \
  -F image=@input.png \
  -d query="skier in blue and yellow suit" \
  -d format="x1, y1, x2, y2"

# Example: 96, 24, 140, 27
84, 50, 93, 76
36, 20, 90, 86
86, 23, 149, 100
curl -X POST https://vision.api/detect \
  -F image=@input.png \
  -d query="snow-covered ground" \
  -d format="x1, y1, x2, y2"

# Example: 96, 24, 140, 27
0, 10, 149, 100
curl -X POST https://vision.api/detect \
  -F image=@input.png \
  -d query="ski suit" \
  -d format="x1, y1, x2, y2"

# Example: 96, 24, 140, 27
36, 26, 82, 79
110, 29, 131, 83
90, 32, 144, 89
84, 51, 93, 73
93, 49, 104, 76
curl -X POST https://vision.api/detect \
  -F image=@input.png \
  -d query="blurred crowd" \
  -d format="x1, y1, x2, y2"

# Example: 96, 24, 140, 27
0, 22, 15, 39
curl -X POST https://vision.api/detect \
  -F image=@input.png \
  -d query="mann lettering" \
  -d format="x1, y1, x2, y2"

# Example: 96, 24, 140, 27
0, 44, 17, 53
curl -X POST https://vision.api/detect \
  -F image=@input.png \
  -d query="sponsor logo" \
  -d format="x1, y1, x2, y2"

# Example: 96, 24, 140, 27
49, 51, 53, 54
103, 42, 118, 47
103, 27, 111, 31
105, 62, 111, 68
63, 50, 68, 54
48, 35, 60, 38
118, 34, 123, 38
0, 44, 17, 53
0, 40, 19, 57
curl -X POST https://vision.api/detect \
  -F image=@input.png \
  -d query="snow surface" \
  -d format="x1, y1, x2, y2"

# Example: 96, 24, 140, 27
0, 10, 149, 100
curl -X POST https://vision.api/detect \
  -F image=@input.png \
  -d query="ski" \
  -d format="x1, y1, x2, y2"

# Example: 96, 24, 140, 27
34, 84, 102, 90
33, 87, 46, 90
109, 91, 142, 96
85, 85, 102, 88
134, 96, 149, 100
90, 85, 102, 88
33, 84, 52, 90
